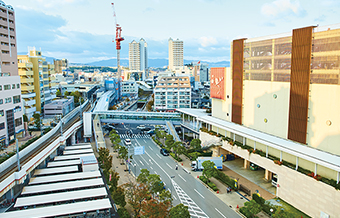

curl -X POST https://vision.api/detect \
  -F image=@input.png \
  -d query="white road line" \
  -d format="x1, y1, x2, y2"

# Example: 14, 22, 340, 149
149, 146, 153, 151
215, 208, 226, 218
150, 166, 153, 170
149, 159, 153, 165
166, 163, 173, 169
143, 139, 147, 143
178, 174, 186, 182
194, 189, 205, 199
145, 151, 170, 178
140, 156, 149, 165
156, 154, 162, 159
154, 171, 157, 174
139, 160, 144, 166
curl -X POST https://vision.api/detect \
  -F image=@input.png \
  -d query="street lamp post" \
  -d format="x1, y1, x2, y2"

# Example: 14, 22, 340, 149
170, 176, 175, 207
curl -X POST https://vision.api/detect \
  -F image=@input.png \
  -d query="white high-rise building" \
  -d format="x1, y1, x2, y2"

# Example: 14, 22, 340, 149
129, 38, 148, 72
168, 38, 183, 71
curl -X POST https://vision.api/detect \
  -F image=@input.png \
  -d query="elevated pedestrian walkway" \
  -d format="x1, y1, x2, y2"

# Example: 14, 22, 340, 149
166, 121, 181, 142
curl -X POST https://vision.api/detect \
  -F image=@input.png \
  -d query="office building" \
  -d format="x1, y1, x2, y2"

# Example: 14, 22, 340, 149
178, 25, 340, 217
44, 96, 74, 117
154, 76, 190, 111
168, 38, 183, 71
129, 39, 148, 74
54, 58, 68, 75
121, 81, 138, 96
0, 1, 24, 147
18, 48, 57, 114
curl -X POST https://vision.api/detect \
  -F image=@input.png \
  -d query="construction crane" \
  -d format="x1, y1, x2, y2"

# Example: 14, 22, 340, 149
111, 3, 124, 83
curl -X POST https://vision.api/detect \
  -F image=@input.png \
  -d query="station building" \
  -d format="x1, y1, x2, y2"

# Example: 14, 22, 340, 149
178, 24, 340, 217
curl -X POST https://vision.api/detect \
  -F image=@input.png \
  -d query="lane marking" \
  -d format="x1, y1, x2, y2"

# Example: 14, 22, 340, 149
150, 166, 153, 170
178, 174, 186, 182
140, 155, 149, 165
139, 160, 144, 166
156, 154, 162, 159
143, 139, 147, 143
215, 208, 226, 218
149, 146, 153, 151
194, 189, 205, 199
166, 163, 173, 169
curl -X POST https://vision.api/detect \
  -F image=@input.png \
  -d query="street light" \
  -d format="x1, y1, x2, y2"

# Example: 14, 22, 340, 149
133, 164, 137, 177
270, 208, 274, 217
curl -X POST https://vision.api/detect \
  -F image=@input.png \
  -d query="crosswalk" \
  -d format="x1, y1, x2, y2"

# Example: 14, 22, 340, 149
172, 179, 209, 218
119, 134, 151, 139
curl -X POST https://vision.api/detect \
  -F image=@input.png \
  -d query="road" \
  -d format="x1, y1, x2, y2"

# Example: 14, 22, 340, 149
113, 124, 241, 218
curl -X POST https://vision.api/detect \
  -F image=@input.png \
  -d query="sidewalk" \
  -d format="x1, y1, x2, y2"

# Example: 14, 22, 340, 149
0, 131, 41, 156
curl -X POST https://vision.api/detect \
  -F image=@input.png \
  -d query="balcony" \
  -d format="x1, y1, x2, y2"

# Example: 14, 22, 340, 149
20, 77, 34, 83
18, 62, 33, 68
21, 86, 34, 91
25, 107, 36, 116
19, 70, 33, 76
22, 92, 36, 99
24, 99, 36, 107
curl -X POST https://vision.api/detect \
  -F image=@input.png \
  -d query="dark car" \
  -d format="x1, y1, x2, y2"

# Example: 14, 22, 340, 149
160, 148, 169, 156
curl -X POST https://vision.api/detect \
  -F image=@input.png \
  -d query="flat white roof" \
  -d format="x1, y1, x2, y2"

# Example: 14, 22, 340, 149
63, 149, 93, 155
47, 160, 80, 167
21, 178, 104, 195
81, 155, 98, 165
64, 144, 92, 150
29, 171, 101, 185
177, 108, 340, 172
15, 187, 107, 208
3, 199, 111, 218
54, 153, 96, 161
34, 166, 79, 176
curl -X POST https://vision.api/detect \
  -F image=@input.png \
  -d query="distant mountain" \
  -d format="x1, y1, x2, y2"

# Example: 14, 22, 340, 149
86, 58, 230, 68
17, 52, 56, 64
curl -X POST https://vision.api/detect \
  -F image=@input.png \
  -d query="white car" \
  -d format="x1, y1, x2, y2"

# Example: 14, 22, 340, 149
137, 125, 146, 129
124, 139, 131, 146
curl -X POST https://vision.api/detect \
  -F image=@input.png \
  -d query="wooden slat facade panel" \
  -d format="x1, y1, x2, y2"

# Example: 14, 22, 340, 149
287, 26, 314, 144
232, 39, 245, 125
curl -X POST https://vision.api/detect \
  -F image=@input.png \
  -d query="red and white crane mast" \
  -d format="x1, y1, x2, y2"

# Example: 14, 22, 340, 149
111, 3, 124, 82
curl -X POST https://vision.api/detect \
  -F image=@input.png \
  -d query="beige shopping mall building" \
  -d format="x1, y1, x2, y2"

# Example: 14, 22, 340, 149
178, 24, 340, 218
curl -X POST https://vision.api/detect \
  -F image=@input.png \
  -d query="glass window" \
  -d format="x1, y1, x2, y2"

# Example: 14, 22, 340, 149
5, 97, 11, 103
0, 85, 2, 91
0, 99, 2, 104
0, 122, 4, 130
13, 95, 20, 104
12, 84, 15, 89
0, 110, 3, 116
4, 84, 10, 90
16, 83, 20, 88
15, 117, 22, 127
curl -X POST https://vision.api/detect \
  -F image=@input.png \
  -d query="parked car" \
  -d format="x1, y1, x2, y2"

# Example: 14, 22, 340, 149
125, 139, 131, 146
160, 148, 169, 156
137, 125, 146, 129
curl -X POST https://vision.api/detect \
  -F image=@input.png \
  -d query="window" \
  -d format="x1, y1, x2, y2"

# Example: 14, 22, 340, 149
13, 95, 20, 104
0, 99, 2, 104
5, 97, 11, 103
4, 84, 10, 90
15, 118, 22, 127
0, 85, 2, 91
0, 122, 4, 130
12, 84, 15, 89
16, 84, 19, 88
0, 110, 3, 116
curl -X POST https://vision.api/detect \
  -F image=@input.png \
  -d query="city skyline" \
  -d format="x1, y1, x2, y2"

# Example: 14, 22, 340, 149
10, 0, 340, 63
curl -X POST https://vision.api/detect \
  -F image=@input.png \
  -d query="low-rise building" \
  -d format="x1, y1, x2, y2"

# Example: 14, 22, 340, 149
43, 96, 74, 117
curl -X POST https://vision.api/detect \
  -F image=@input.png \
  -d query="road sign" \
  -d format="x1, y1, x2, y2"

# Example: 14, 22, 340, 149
134, 146, 145, 155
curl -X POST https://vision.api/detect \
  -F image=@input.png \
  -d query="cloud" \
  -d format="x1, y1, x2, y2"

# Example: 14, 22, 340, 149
199, 36, 218, 47
263, 22, 276, 27
314, 15, 326, 22
261, 0, 306, 18
143, 7, 155, 13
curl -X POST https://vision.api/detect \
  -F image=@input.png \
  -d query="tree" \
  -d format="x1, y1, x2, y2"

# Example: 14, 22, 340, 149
172, 141, 186, 159
109, 129, 121, 150
108, 169, 120, 193
33, 113, 41, 129
56, 89, 62, 97
137, 169, 150, 184
243, 200, 262, 218
118, 146, 128, 165
147, 174, 164, 197
165, 135, 175, 151
169, 203, 190, 218
141, 198, 171, 218
117, 207, 130, 218
124, 181, 149, 218
112, 185, 126, 207
98, 147, 112, 177
64, 91, 70, 96
125, 97, 130, 102
273, 209, 295, 218
202, 160, 218, 181
190, 139, 202, 151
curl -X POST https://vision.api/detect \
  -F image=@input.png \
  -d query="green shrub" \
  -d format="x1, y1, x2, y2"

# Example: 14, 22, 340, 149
252, 193, 265, 205
170, 153, 182, 162
214, 170, 237, 190
239, 207, 252, 218
199, 175, 208, 184
207, 182, 218, 191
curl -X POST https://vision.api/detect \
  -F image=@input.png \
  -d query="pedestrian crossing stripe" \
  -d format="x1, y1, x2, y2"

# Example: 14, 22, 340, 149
118, 134, 151, 139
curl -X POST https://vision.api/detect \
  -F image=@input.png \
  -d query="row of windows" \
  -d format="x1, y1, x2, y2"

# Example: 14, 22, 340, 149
0, 95, 21, 105
0, 83, 20, 91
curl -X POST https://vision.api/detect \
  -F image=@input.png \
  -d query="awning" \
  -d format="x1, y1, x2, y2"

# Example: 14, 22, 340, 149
16, 129, 25, 134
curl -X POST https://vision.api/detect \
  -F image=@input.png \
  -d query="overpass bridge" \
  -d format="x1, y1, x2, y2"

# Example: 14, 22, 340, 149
0, 101, 91, 200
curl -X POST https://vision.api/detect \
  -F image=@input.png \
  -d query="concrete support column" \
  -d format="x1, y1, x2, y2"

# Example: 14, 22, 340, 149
296, 157, 299, 170
196, 119, 199, 131
243, 137, 245, 145
266, 145, 268, 158
233, 133, 235, 141
71, 132, 76, 145
254, 141, 256, 150
280, 151, 282, 162
217, 127, 219, 135
243, 159, 250, 169
182, 128, 185, 140
314, 163, 317, 176
265, 169, 272, 181
337, 172, 339, 184
225, 130, 227, 137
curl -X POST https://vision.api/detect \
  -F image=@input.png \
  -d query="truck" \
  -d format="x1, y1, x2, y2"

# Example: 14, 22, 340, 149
191, 157, 223, 171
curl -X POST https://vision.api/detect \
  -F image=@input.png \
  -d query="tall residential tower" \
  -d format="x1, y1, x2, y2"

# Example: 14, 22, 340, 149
168, 38, 183, 71
129, 38, 148, 72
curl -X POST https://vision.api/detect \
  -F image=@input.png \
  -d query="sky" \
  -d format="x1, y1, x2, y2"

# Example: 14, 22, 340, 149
7, 0, 340, 64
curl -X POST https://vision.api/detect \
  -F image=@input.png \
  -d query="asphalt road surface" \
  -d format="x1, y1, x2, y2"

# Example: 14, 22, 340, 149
114, 124, 241, 218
